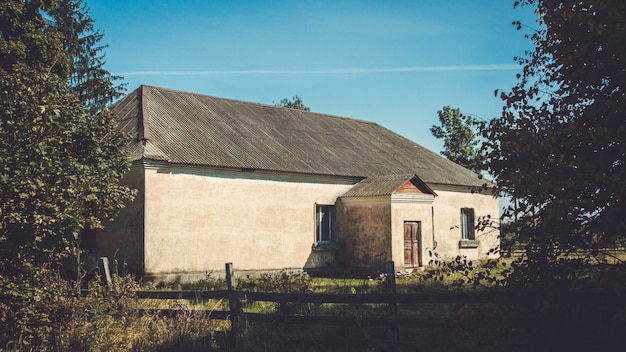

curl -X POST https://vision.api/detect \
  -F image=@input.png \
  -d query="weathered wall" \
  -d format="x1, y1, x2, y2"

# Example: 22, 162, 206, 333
389, 199, 435, 268
97, 164, 145, 274
98, 160, 499, 278
428, 184, 500, 262
338, 197, 391, 268
339, 184, 499, 270
141, 161, 356, 275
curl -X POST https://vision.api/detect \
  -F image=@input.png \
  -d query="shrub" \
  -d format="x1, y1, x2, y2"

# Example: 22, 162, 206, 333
2, 271, 224, 351
418, 253, 512, 290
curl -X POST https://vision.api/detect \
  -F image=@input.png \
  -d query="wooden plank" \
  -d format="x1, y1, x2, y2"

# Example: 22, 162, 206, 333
135, 290, 494, 304
243, 312, 450, 327
238, 291, 490, 304
137, 309, 521, 328
136, 290, 230, 299
138, 308, 231, 320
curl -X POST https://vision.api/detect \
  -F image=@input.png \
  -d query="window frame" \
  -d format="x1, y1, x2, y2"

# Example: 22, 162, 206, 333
315, 204, 336, 243
460, 207, 475, 241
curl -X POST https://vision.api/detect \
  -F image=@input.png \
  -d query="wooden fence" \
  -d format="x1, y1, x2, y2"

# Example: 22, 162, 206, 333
102, 259, 622, 350
134, 262, 518, 337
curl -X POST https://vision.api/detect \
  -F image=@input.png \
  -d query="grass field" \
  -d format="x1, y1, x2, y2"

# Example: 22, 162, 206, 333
5, 254, 624, 351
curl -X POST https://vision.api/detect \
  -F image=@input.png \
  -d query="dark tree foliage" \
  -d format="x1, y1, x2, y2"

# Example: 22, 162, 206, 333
275, 95, 311, 111
430, 106, 484, 174
49, 0, 126, 115
0, 0, 133, 346
481, 0, 625, 284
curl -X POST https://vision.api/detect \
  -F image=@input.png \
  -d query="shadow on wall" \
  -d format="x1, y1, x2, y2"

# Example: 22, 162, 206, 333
304, 241, 338, 265
303, 242, 388, 278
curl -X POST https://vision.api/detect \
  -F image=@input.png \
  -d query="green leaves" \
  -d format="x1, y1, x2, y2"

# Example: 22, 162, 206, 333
0, 1, 134, 347
481, 0, 626, 286
274, 95, 311, 111
430, 106, 485, 174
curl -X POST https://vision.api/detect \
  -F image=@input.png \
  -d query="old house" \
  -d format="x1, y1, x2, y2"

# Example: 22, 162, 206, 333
97, 85, 499, 280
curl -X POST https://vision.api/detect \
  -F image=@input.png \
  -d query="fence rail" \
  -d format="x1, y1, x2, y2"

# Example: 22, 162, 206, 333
134, 262, 524, 335
136, 289, 493, 303
83, 254, 621, 351
130, 261, 621, 343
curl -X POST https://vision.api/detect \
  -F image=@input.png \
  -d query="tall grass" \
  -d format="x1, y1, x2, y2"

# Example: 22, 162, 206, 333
2, 272, 225, 352
4, 256, 624, 351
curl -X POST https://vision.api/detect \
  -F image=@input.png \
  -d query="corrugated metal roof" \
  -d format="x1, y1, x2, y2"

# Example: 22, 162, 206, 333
341, 174, 437, 197
342, 174, 415, 197
113, 85, 487, 187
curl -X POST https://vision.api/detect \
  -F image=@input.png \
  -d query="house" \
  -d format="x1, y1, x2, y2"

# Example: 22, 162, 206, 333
97, 85, 499, 281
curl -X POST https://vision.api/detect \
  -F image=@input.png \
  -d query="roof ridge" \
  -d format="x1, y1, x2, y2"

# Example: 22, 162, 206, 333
138, 85, 150, 142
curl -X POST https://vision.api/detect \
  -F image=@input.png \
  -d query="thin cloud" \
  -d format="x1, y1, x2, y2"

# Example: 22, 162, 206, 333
118, 64, 519, 76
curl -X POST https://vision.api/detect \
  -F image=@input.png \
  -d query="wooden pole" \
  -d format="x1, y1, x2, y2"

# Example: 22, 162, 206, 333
385, 261, 397, 315
100, 257, 113, 289
225, 263, 243, 339
385, 261, 398, 340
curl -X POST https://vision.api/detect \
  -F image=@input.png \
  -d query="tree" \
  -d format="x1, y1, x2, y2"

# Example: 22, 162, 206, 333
0, 0, 133, 346
430, 106, 484, 173
275, 95, 311, 111
49, 0, 126, 115
481, 0, 625, 284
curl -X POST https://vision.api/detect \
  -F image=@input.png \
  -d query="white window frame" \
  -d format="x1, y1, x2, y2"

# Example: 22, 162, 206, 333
461, 208, 475, 240
316, 204, 336, 243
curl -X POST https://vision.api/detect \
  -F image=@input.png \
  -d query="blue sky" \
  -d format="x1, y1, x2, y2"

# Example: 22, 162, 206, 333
87, 0, 537, 154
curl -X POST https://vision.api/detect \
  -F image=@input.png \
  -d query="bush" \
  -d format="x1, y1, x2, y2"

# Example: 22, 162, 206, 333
2, 271, 224, 352
236, 270, 311, 294
419, 254, 512, 290
236, 271, 314, 315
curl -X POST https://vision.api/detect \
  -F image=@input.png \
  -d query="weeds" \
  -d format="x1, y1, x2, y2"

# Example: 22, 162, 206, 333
4, 259, 624, 351
2, 272, 224, 352
418, 253, 512, 290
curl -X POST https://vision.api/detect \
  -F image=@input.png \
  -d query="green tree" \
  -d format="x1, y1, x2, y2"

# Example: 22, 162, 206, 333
430, 106, 484, 173
0, 0, 133, 346
481, 0, 625, 284
49, 0, 126, 115
275, 95, 311, 111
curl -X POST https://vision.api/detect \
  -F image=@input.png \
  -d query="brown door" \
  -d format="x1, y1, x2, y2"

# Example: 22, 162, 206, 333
404, 221, 422, 267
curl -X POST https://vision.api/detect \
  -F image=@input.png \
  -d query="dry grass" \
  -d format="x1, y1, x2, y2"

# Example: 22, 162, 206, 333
3, 274, 227, 352
6, 255, 624, 352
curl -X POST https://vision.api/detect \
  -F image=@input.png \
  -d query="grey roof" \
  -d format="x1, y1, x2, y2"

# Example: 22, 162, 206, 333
113, 85, 486, 187
341, 174, 437, 198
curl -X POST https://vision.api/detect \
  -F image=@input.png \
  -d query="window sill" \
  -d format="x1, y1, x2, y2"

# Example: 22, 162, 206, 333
312, 242, 340, 252
459, 240, 480, 248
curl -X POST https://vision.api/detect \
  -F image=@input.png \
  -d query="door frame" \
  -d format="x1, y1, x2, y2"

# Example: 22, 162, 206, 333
403, 221, 422, 267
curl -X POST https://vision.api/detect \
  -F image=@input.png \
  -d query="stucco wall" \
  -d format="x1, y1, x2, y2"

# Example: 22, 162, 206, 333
340, 185, 498, 271
390, 200, 435, 268
429, 184, 500, 263
142, 161, 356, 275
338, 197, 391, 268
99, 160, 499, 277
97, 165, 145, 274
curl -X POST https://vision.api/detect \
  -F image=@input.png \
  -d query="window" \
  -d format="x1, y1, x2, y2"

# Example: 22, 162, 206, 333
461, 208, 475, 240
316, 205, 336, 243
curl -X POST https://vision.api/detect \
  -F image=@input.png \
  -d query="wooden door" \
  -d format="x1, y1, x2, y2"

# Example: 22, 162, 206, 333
404, 221, 422, 267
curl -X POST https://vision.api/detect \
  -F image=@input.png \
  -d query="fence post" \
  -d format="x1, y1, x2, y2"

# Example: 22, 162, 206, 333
99, 257, 113, 289
385, 261, 399, 340
385, 261, 397, 316
225, 262, 244, 339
